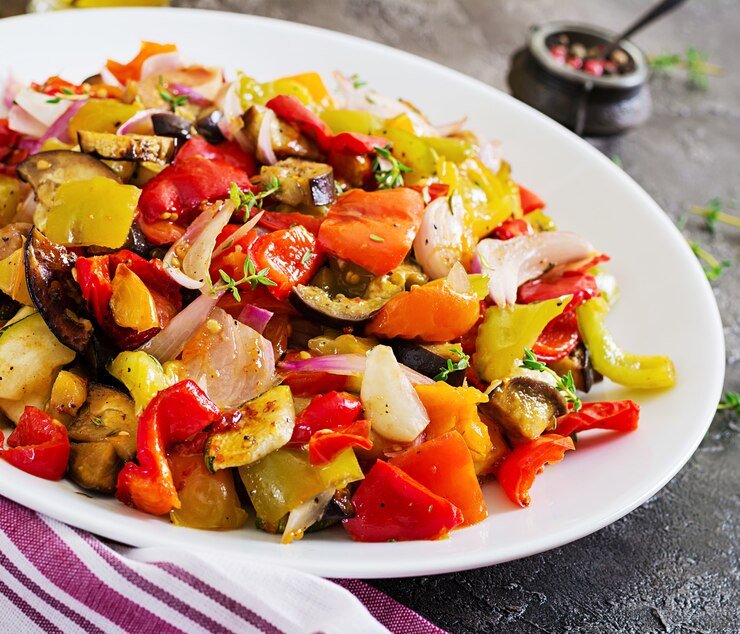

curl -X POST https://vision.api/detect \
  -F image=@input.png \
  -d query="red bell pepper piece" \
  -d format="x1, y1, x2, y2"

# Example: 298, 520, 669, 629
496, 434, 575, 507
257, 211, 323, 235
330, 132, 388, 155
555, 400, 640, 438
390, 431, 487, 526
518, 184, 545, 214
116, 380, 220, 516
309, 419, 373, 466
290, 391, 363, 445
137, 155, 252, 229
569, 253, 611, 274
343, 460, 464, 542
2, 407, 70, 481
492, 217, 533, 240
279, 352, 350, 397
249, 224, 323, 301
518, 271, 598, 304
318, 188, 425, 276
32, 76, 87, 96
531, 306, 581, 362
265, 94, 333, 151
0, 118, 28, 177
175, 136, 257, 175
75, 250, 182, 350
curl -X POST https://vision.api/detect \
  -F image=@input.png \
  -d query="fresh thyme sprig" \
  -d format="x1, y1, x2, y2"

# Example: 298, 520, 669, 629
373, 144, 412, 189
158, 76, 189, 109
717, 391, 740, 415
520, 348, 582, 412
690, 198, 740, 234
213, 256, 276, 302
350, 73, 367, 89
46, 87, 75, 104
648, 48, 722, 90
688, 241, 731, 281
433, 347, 470, 382
229, 178, 280, 217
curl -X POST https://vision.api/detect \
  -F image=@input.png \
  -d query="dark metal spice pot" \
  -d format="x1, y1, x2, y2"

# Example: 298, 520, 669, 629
508, 21, 652, 136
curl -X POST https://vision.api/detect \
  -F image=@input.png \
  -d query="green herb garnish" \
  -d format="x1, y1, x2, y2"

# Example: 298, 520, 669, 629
648, 48, 722, 90
372, 144, 412, 189
301, 250, 313, 266
46, 97, 62, 104
690, 198, 740, 234
520, 348, 582, 412
688, 241, 731, 281
158, 75, 189, 109
717, 391, 740, 415
369, 234, 384, 243
433, 348, 470, 382
350, 73, 367, 89
213, 257, 277, 301
229, 178, 280, 217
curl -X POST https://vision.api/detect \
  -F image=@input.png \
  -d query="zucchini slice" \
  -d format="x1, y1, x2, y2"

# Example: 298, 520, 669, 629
205, 385, 295, 472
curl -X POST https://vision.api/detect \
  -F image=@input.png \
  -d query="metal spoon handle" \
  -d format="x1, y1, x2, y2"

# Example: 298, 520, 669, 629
604, 0, 688, 56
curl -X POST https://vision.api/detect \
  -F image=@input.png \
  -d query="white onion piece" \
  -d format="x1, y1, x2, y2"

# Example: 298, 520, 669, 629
100, 66, 122, 88
181, 307, 276, 410
214, 81, 242, 141
13, 87, 72, 127
477, 232, 596, 307
282, 489, 334, 544
117, 108, 169, 135
446, 261, 472, 294
413, 194, 465, 279
211, 210, 263, 258
278, 353, 434, 385
256, 108, 278, 165
1, 72, 22, 114
361, 345, 430, 442
139, 292, 220, 362
163, 201, 234, 290
478, 138, 502, 173
434, 116, 468, 137
139, 52, 184, 80
8, 105, 47, 138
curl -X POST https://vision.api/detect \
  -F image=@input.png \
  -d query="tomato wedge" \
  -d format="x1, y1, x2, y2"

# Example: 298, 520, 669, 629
318, 188, 425, 276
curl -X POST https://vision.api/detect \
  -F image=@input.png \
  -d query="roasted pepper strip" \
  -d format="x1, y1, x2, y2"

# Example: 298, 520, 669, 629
116, 380, 220, 516
309, 419, 372, 466
496, 434, 575, 507
265, 94, 334, 151
555, 400, 640, 437
290, 391, 363, 445
75, 250, 182, 350
576, 297, 676, 389
330, 132, 388, 155
106, 41, 178, 85
2, 406, 70, 481
343, 460, 464, 542
175, 136, 257, 175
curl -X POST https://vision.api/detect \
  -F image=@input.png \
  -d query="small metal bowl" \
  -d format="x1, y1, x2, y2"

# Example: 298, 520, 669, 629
508, 21, 652, 136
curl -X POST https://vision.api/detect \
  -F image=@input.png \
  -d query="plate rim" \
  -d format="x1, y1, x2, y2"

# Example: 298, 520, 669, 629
0, 6, 726, 579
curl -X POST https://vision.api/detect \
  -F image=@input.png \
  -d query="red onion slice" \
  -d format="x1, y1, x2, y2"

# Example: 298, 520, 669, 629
237, 304, 273, 334
139, 52, 184, 80
278, 353, 435, 385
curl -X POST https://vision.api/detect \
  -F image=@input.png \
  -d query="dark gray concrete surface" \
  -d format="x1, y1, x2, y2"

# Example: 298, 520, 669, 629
2, 1, 737, 632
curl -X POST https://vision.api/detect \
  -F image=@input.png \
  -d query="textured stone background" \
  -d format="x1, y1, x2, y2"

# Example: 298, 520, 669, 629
2, 1, 738, 632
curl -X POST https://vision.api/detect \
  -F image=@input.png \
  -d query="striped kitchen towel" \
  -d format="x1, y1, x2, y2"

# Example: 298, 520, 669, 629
0, 495, 445, 634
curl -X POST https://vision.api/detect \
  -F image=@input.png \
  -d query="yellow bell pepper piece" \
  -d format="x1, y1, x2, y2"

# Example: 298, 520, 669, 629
378, 126, 436, 185
423, 136, 474, 163
474, 296, 571, 382
385, 113, 416, 134
237, 73, 314, 109
0, 174, 21, 225
109, 264, 160, 332
577, 297, 676, 389
0, 248, 32, 306
40, 138, 74, 152
277, 72, 333, 108
45, 177, 139, 248
415, 382, 495, 474
68, 99, 142, 139
525, 209, 557, 232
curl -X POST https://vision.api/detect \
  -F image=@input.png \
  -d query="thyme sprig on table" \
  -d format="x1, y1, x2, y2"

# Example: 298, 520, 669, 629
373, 144, 412, 189
648, 48, 722, 90
690, 198, 740, 234
520, 348, 582, 412
717, 391, 740, 415
213, 256, 276, 302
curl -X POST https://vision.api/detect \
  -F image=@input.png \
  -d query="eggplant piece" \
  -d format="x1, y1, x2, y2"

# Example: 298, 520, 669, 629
17, 150, 120, 209
78, 131, 175, 164
0, 295, 20, 324
260, 158, 335, 208
151, 113, 192, 143
242, 105, 322, 161
309, 487, 355, 530
24, 227, 93, 353
290, 284, 386, 329
68, 441, 120, 494
0, 222, 32, 260
387, 340, 465, 386
481, 376, 568, 444
549, 344, 601, 393
195, 108, 225, 144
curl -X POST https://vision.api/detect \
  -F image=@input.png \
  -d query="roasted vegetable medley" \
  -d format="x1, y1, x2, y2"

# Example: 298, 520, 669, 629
0, 42, 676, 543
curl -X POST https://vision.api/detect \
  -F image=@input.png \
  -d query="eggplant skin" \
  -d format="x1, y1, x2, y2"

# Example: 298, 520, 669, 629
195, 108, 225, 144
549, 344, 601, 393
290, 284, 386, 329
387, 339, 465, 386
151, 113, 192, 143
24, 227, 93, 353
260, 158, 336, 208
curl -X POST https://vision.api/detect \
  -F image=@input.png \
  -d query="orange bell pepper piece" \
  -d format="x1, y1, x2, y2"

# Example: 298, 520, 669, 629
365, 279, 480, 343
390, 431, 487, 525
414, 382, 494, 474
106, 41, 178, 85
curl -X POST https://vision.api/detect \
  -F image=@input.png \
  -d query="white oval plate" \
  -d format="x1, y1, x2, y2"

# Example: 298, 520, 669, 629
0, 8, 724, 579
